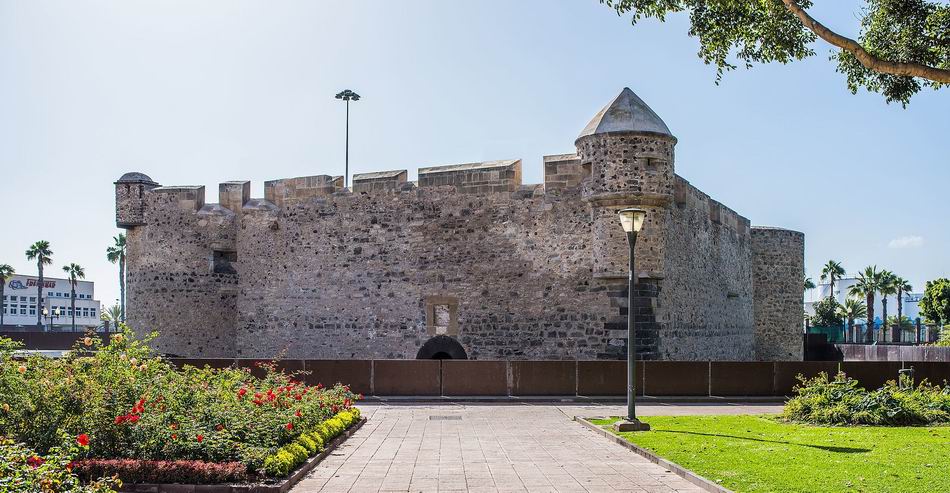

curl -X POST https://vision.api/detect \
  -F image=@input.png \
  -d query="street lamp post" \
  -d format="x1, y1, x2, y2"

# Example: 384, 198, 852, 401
334, 89, 361, 189
43, 306, 61, 332
614, 208, 650, 432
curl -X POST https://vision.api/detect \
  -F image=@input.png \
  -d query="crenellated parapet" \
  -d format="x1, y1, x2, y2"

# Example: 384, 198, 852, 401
352, 170, 408, 193
264, 175, 343, 208
417, 159, 522, 194
543, 153, 588, 192
673, 176, 751, 239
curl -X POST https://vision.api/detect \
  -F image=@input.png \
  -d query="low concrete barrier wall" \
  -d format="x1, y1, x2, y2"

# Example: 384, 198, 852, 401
159, 359, 950, 397
8, 332, 947, 396
1, 331, 106, 350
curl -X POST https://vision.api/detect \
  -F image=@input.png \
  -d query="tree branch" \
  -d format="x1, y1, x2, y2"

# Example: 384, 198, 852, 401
782, 0, 950, 83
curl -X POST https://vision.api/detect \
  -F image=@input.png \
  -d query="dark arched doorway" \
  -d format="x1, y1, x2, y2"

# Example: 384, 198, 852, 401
416, 335, 468, 360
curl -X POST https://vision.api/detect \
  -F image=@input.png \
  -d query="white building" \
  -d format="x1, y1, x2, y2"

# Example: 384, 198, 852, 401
805, 277, 923, 325
1, 274, 102, 330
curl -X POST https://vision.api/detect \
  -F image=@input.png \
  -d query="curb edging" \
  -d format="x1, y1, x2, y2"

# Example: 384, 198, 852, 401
573, 416, 733, 493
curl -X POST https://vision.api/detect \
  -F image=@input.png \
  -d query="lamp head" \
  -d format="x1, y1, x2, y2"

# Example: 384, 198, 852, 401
335, 89, 361, 101
617, 208, 646, 233
42, 307, 48, 316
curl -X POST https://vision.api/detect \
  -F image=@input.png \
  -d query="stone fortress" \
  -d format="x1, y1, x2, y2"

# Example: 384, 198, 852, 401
115, 88, 804, 362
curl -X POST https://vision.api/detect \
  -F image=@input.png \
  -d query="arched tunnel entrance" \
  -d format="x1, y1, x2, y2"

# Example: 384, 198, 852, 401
416, 335, 468, 360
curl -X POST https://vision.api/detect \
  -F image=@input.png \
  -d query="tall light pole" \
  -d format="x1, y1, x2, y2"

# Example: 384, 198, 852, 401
614, 208, 650, 432
335, 89, 360, 189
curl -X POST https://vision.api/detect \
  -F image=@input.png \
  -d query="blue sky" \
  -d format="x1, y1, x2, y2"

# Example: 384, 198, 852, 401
1, 0, 947, 308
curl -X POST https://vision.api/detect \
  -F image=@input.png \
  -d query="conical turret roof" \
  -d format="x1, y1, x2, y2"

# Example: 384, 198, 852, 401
577, 87, 674, 141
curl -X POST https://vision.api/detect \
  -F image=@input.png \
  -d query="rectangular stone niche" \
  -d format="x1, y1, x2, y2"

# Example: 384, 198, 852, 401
425, 295, 459, 337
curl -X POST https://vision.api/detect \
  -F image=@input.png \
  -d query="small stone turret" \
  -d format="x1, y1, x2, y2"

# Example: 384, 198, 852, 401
115, 172, 159, 228
577, 87, 676, 278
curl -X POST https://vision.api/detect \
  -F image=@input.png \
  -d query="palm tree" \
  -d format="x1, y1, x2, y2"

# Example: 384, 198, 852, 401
100, 303, 122, 333
820, 260, 845, 300
804, 276, 816, 292
849, 266, 881, 342
879, 270, 897, 339
894, 276, 913, 324
0, 264, 14, 326
106, 234, 127, 322
62, 263, 85, 331
837, 298, 867, 342
25, 241, 53, 328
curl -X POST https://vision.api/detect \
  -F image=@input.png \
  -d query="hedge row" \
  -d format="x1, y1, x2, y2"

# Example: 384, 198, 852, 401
74, 458, 247, 484
263, 408, 361, 477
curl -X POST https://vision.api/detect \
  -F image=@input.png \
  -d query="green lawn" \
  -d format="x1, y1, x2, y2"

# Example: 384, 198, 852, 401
590, 415, 950, 493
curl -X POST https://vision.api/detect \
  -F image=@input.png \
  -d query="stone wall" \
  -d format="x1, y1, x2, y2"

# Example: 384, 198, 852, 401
752, 227, 805, 361
232, 185, 615, 359
117, 155, 801, 361
125, 187, 239, 357
657, 177, 755, 360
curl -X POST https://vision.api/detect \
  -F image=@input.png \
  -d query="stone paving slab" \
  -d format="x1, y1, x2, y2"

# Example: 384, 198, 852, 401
292, 403, 780, 492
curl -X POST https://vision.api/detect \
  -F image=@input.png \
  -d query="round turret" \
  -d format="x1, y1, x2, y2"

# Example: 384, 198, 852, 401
115, 172, 160, 228
577, 87, 676, 206
578, 88, 677, 279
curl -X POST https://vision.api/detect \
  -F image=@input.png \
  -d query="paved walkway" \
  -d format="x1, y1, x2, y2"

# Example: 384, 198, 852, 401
292, 402, 781, 492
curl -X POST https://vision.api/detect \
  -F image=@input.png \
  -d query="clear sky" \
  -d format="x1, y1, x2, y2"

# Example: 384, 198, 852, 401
1, 0, 947, 309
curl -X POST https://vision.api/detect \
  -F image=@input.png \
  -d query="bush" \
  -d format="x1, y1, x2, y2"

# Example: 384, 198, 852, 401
260, 407, 362, 478
782, 371, 950, 425
74, 459, 247, 484
809, 297, 843, 327
0, 438, 120, 493
0, 326, 362, 478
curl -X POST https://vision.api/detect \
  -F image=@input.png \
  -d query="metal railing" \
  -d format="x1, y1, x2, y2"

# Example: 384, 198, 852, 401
810, 323, 941, 345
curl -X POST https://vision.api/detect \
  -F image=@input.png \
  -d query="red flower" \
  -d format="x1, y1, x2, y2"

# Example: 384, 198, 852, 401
294, 394, 302, 401
27, 455, 44, 468
285, 422, 293, 431
76, 434, 90, 447
196, 434, 204, 443
295, 410, 302, 418
114, 415, 125, 425
171, 434, 177, 440
344, 398, 351, 408
238, 388, 247, 398
332, 405, 339, 413
66, 460, 77, 472
128, 415, 140, 424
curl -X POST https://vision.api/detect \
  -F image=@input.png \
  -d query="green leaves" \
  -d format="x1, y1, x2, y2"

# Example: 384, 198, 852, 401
835, 0, 949, 105
600, 0, 949, 104
920, 278, 950, 326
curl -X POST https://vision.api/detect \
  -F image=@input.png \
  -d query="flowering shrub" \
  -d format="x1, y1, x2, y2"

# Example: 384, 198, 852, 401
0, 438, 120, 493
782, 371, 950, 425
0, 327, 362, 481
